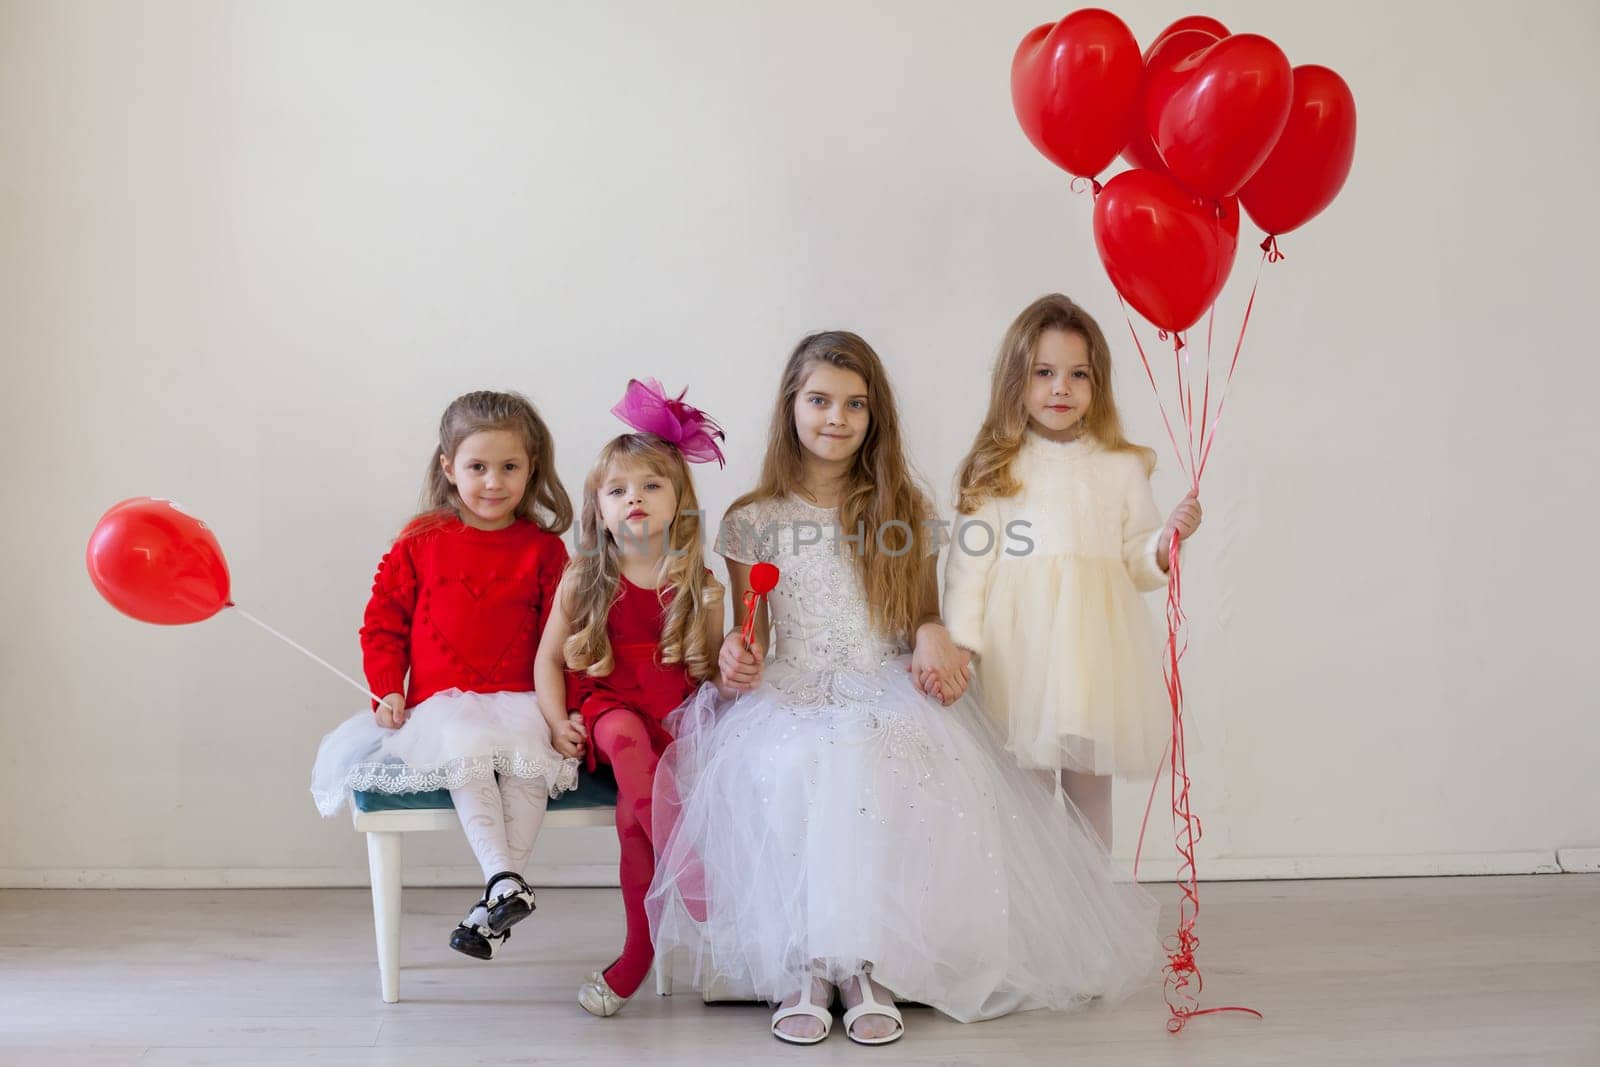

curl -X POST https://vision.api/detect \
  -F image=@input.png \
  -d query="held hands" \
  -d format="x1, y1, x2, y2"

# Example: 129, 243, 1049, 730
374, 693, 407, 729
718, 629, 764, 694
911, 622, 973, 707
551, 713, 587, 760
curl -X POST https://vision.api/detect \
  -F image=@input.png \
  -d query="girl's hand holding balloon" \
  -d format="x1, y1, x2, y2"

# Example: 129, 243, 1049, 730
1159, 491, 1203, 572
374, 693, 407, 729
1167, 491, 1203, 541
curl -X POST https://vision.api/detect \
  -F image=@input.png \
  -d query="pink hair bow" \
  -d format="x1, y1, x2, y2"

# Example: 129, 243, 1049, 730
611, 378, 727, 467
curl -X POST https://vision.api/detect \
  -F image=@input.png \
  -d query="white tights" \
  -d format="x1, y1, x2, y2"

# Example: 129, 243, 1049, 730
450, 775, 549, 884
1060, 770, 1113, 850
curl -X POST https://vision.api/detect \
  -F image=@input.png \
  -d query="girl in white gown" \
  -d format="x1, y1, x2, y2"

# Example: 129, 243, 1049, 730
646, 331, 1159, 1046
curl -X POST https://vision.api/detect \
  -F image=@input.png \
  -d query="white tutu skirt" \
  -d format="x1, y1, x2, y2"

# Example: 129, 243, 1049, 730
309, 688, 578, 817
646, 662, 1161, 1022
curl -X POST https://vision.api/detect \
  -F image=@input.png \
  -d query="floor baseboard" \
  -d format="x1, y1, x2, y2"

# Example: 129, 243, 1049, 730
1118, 849, 1561, 882
0, 851, 1575, 889
1556, 847, 1600, 873
0, 864, 618, 889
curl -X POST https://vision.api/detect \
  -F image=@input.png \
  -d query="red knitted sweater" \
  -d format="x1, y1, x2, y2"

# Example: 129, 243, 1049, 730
360, 517, 569, 708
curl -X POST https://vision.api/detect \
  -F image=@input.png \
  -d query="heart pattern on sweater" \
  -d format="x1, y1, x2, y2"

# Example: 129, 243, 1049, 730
423, 570, 539, 682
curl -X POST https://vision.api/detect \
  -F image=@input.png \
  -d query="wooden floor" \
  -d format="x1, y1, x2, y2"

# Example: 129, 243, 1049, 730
1, 875, 1596, 1065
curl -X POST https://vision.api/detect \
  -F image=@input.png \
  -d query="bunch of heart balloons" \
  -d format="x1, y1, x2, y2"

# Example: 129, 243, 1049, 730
1011, 9, 1357, 333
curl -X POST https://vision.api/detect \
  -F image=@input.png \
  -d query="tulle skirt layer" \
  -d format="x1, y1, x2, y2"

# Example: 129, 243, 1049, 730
645, 663, 1160, 1022
978, 556, 1167, 776
309, 688, 578, 817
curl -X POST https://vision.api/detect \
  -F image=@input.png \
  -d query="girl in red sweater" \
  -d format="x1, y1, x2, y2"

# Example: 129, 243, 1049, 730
311, 390, 581, 960
533, 379, 728, 1016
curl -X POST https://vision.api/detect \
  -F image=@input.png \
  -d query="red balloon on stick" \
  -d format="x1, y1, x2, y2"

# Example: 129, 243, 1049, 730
1093, 168, 1239, 333
1010, 8, 1143, 179
740, 562, 780, 649
87, 496, 393, 705
86, 497, 231, 625
1239, 65, 1357, 237
1145, 33, 1294, 198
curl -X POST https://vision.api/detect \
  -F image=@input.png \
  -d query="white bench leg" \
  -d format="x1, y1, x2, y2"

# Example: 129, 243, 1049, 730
655, 951, 672, 996
364, 829, 403, 1003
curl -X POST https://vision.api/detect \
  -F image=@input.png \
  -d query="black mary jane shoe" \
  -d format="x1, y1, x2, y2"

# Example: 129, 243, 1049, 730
448, 886, 507, 960
483, 870, 537, 935
449, 912, 509, 960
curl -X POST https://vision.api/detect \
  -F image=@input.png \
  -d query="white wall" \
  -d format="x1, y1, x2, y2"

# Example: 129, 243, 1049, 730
2, 0, 1596, 887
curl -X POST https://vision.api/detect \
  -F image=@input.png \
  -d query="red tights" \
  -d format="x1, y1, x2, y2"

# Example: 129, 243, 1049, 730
591, 708, 664, 999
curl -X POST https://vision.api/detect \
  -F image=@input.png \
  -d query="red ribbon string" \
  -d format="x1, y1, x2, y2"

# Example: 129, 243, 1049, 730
1125, 268, 1270, 1033
1197, 247, 1268, 481
1119, 299, 1193, 485
1141, 530, 1263, 1033
1260, 234, 1285, 263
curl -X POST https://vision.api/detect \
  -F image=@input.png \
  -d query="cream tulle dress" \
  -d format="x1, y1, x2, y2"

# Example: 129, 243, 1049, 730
943, 432, 1169, 778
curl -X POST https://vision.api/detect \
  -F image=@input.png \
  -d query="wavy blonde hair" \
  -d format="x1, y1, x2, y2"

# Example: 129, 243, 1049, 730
406, 390, 572, 536
564, 435, 722, 683
733, 331, 931, 642
955, 294, 1154, 514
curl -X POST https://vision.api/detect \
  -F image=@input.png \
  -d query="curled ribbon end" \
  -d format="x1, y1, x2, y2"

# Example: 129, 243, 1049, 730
1260, 234, 1285, 263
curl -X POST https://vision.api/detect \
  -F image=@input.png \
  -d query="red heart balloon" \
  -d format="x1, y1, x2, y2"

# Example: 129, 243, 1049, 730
1011, 8, 1142, 179
87, 497, 232, 625
1239, 65, 1357, 236
1146, 33, 1293, 199
1093, 168, 1239, 333
1121, 27, 1224, 176
1157, 15, 1230, 39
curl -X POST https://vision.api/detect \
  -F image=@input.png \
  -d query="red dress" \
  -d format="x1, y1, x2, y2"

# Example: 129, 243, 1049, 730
568, 575, 698, 770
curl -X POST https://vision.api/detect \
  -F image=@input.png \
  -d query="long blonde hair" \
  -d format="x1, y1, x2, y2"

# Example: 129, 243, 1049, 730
733, 331, 931, 642
407, 390, 573, 535
955, 294, 1154, 514
564, 435, 722, 683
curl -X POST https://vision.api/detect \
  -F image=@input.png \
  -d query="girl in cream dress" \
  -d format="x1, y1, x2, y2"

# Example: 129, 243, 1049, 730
944, 294, 1203, 846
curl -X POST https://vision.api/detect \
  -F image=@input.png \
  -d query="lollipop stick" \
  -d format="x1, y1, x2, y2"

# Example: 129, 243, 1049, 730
740, 590, 760, 648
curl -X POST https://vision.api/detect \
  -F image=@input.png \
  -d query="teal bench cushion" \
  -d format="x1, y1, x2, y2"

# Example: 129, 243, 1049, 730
352, 766, 619, 814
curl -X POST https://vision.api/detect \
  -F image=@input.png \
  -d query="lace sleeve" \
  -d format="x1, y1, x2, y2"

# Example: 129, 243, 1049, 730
715, 503, 762, 564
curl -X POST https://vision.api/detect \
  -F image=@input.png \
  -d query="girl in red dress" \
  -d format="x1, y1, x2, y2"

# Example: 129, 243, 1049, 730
311, 390, 579, 961
534, 379, 730, 1016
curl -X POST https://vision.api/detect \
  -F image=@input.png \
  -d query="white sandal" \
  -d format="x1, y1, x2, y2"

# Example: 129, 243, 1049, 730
770, 971, 834, 1045
842, 970, 904, 1046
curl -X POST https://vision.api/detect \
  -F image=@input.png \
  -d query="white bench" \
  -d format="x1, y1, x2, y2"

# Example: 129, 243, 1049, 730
352, 782, 672, 1003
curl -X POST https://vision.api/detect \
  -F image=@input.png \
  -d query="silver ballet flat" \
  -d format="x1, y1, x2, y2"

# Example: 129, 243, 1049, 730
579, 970, 625, 1017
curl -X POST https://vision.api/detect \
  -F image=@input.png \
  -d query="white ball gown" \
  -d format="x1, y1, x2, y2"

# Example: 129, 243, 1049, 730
645, 496, 1161, 1022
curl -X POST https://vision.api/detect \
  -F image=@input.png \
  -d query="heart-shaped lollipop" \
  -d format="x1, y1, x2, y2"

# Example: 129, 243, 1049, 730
740, 562, 780, 648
